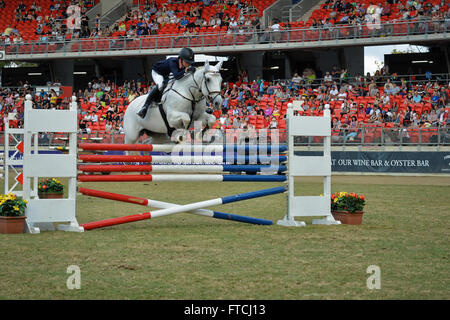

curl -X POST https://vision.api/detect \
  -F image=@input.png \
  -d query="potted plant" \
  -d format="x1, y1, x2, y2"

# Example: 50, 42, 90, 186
38, 178, 64, 199
331, 192, 366, 225
0, 193, 28, 234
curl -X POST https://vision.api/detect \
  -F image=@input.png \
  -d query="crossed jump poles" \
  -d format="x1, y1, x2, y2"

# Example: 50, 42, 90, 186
77, 143, 288, 230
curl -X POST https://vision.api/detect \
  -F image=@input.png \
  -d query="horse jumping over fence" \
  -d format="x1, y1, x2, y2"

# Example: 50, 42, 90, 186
123, 60, 223, 145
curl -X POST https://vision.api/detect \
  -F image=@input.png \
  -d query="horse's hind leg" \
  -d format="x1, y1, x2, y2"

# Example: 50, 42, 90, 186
123, 128, 142, 167
195, 112, 220, 144
124, 128, 140, 145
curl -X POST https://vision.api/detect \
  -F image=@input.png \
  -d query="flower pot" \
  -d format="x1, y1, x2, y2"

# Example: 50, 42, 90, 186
38, 192, 64, 199
0, 216, 26, 234
331, 210, 364, 225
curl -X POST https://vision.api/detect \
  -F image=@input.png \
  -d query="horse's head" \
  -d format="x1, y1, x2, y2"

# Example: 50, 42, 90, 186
198, 60, 223, 110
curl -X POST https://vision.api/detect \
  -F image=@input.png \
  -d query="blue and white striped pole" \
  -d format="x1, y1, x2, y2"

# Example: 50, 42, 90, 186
79, 154, 287, 164
223, 145, 287, 153
169, 154, 288, 164
78, 164, 287, 174
78, 174, 287, 182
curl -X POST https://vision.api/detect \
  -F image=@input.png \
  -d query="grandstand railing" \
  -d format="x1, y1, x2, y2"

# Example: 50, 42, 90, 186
326, 126, 449, 151
295, 126, 449, 150
275, 73, 450, 89
1, 18, 448, 57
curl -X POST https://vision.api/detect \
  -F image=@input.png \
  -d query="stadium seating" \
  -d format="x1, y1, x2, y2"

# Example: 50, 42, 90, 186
1, 0, 448, 54
308, 0, 449, 26
1, 0, 449, 141
0, 1, 97, 42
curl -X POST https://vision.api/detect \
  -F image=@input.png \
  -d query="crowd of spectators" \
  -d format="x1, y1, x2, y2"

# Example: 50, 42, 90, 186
1, 0, 449, 53
0, 87, 27, 130
278, 64, 449, 142
79, 0, 263, 42
2, 64, 449, 146
0, 81, 74, 131
66, 0, 450, 50
1, 0, 449, 146
0, 0, 270, 47
310, 0, 450, 29
0, 0, 97, 45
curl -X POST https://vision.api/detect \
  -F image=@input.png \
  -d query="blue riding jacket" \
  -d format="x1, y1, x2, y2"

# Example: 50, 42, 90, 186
152, 57, 186, 80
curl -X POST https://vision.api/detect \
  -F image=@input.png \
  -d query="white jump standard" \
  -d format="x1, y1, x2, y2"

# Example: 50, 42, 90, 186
21, 96, 82, 233
277, 106, 340, 226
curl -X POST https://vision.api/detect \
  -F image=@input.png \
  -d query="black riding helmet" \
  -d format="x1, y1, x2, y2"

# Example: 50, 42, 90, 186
178, 47, 195, 64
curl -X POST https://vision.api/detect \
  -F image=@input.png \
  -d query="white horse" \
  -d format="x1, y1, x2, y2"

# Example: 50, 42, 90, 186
123, 60, 223, 145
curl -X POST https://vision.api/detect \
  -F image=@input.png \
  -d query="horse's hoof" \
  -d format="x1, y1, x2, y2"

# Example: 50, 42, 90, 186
203, 136, 216, 145
174, 136, 184, 144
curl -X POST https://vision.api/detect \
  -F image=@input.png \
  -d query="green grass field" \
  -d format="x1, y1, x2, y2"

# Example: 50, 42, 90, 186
0, 175, 449, 300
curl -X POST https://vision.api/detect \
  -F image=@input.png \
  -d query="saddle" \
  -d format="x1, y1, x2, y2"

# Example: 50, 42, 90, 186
149, 72, 198, 136
149, 79, 172, 109
155, 77, 197, 137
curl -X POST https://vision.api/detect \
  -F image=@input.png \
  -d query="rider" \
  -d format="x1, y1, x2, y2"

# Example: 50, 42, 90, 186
137, 47, 196, 118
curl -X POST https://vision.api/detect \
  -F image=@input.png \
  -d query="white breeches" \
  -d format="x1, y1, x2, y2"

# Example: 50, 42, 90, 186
152, 70, 165, 90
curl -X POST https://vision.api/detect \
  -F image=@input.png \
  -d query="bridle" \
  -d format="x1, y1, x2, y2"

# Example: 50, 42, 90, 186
200, 70, 222, 106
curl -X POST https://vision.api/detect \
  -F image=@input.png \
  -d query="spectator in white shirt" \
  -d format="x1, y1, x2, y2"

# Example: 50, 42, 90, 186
269, 20, 282, 42
83, 112, 93, 122
228, 17, 238, 33
92, 81, 100, 90
292, 72, 302, 84
219, 114, 230, 127
324, 71, 333, 85
337, 88, 347, 101
330, 86, 339, 99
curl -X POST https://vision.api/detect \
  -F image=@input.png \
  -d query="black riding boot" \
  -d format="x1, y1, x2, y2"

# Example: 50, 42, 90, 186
137, 87, 161, 118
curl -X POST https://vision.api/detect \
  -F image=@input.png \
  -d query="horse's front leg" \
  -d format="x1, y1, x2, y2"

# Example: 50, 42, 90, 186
167, 111, 192, 143
205, 113, 217, 128
167, 111, 191, 130
194, 111, 216, 128
196, 112, 220, 144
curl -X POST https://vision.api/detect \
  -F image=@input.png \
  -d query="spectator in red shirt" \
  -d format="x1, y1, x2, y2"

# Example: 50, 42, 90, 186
213, 108, 221, 120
